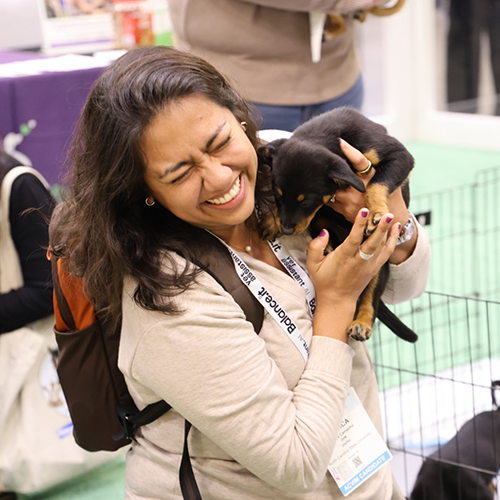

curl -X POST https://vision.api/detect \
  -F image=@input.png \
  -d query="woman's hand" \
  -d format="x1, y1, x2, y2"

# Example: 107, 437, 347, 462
327, 138, 417, 265
306, 207, 400, 341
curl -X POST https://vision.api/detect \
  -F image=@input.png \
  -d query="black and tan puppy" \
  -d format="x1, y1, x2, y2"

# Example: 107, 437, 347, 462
410, 409, 500, 500
259, 107, 416, 342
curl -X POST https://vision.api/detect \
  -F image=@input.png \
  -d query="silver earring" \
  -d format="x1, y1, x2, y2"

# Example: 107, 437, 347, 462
145, 196, 155, 207
241, 121, 247, 131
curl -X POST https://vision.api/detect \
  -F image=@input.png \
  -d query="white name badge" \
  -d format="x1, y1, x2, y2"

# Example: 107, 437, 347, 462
328, 388, 392, 496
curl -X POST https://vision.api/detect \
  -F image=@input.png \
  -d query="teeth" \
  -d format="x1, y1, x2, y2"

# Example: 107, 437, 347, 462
207, 177, 241, 205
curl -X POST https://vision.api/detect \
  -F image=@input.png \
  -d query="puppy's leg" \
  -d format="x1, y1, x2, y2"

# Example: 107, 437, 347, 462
349, 273, 379, 341
364, 184, 390, 236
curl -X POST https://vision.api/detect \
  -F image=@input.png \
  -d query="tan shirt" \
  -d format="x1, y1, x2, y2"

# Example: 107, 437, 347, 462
119, 226, 430, 499
167, 0, 377, 106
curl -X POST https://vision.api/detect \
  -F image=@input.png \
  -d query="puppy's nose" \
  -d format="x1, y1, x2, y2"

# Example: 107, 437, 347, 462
281, 226, 295, 236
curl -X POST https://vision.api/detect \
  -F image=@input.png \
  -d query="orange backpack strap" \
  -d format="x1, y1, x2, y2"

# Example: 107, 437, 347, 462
51, 255, 95, 333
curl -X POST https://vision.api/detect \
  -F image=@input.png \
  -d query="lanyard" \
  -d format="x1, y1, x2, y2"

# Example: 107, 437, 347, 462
254, 204, 316, 317
266, 238, 316, 317
207, 231, 310, 362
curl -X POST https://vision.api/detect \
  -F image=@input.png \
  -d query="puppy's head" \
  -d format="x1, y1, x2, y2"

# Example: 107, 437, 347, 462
260, 138, 366, 236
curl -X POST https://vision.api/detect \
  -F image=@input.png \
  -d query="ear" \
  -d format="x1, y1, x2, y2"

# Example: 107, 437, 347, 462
257, 138, 288, 170
326, 153, 366, 193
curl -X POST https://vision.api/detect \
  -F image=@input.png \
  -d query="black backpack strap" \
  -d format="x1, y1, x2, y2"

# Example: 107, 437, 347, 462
180, 421, 202, 500
115, 400, 172, 441
188, 230, 264, 334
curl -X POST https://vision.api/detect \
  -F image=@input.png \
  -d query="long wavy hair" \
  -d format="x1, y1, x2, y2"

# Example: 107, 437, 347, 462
50, 46, 272, 320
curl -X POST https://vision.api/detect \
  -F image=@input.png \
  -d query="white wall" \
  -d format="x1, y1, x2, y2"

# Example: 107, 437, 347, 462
0, 0, 43, 50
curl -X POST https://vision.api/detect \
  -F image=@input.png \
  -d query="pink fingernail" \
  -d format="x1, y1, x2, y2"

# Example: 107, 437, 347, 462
398, 223, 402, 231
386, 216, 394, 223
319, 229, 326, 237
361, 209, 369, 218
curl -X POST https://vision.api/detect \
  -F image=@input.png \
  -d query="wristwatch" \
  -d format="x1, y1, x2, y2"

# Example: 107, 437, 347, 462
396, 211, 415, 246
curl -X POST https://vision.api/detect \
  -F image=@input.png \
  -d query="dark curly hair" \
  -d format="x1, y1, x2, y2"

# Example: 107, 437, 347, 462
50, 45, 272, 320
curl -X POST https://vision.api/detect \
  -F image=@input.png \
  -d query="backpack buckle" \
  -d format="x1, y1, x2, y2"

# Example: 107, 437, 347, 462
115, 403, 140, 441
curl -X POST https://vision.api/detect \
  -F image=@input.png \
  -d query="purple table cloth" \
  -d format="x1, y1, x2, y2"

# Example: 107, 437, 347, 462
0, 51, 105, 186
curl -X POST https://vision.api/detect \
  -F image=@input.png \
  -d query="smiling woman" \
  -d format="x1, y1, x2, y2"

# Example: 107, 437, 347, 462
141, 95, 258, 236
49, 46, 430, 500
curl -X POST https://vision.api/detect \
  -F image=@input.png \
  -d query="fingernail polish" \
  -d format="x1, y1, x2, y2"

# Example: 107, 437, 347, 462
361, 209, 369, 218
398, 223, 402, 231
386, 216, 394, 224
319, 229, 326, 237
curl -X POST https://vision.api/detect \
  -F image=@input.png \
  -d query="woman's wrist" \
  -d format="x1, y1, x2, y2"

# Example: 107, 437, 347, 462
312, 298, 357, 343
389, 213, 418, 265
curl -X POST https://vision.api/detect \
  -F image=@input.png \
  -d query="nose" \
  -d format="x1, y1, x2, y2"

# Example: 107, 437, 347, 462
200, 157, 234, 192
281, 226, 295, 236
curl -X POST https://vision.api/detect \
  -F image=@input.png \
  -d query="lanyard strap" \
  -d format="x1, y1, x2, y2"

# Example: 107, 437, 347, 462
208, 232, 309, 362
254, 204, 316, 317
266, 238, 316, 317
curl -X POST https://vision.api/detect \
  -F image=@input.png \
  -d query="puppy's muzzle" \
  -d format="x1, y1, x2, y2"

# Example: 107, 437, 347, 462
280, 226, 295, 236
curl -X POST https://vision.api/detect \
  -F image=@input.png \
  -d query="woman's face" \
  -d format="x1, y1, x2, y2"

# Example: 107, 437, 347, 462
142, 94, 258, 234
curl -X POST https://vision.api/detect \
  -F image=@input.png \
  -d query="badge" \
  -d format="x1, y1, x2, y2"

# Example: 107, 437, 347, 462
328, 387, 392, 496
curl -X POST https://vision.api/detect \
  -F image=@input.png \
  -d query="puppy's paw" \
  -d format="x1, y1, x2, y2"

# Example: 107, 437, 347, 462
365, 211, 384, 236
348, 321, 372, 342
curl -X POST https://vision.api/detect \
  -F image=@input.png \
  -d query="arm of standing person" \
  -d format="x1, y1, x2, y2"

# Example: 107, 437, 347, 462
234, 0, 386, 13
0, 173, 54, 333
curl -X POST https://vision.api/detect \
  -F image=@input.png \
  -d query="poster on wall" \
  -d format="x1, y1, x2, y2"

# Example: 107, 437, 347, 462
38, 0, 172, 54
38, 0, 115, 54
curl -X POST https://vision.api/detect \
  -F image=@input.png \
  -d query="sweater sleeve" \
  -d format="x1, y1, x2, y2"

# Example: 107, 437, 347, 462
0, 173, 54, 333
382, 219, 431, 305
124, 271, 356, 493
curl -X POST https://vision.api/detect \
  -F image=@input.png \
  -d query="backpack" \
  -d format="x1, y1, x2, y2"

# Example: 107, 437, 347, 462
49, 228, 264, 499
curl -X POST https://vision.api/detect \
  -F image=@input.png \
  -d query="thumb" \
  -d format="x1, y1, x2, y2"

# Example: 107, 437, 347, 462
307, 229, 329, 272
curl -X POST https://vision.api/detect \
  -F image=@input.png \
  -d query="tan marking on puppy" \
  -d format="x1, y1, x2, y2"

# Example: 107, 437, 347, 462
260, 206, 281, 240
365, 183, 390, 234
323, 194, 332, 204
297, 194, 304, 202
293, 204, 327, 236
363, 149, 381, 166
277, 188, 283, 196
348, 274, 378, 341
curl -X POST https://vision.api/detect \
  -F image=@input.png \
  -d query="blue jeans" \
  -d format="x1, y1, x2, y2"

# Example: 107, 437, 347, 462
251, 75, 364, 132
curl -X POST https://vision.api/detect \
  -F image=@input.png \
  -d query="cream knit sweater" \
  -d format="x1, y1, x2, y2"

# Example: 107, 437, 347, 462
119, 225, 430, 499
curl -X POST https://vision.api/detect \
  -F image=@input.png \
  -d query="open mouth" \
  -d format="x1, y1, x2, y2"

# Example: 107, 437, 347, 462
206, 175, 241, 205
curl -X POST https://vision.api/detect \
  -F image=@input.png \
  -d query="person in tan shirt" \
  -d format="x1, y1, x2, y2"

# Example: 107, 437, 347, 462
50, 46, 430, 499
168, 0, 387, 131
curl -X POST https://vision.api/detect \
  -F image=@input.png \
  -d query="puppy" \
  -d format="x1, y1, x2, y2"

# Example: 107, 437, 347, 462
410, 409, 500, 500
258, 107, 416, 342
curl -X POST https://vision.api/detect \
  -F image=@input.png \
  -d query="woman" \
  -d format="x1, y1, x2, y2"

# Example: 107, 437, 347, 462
50, 46, 430, 499
0, 151, 54, 334
0, 151, 54, 500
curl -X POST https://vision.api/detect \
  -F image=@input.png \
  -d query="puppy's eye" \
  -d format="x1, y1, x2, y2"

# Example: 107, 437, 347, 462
301, 200, 314, 208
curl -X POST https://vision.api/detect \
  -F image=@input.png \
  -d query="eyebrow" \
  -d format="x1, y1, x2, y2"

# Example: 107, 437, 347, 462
159, 121, 227, 179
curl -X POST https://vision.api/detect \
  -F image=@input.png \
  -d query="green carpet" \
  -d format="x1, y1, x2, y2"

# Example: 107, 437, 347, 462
18, 458, 126, 500
19, 141, 500, 499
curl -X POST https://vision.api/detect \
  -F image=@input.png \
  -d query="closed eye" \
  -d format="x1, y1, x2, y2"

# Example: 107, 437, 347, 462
210, 134, 232, 154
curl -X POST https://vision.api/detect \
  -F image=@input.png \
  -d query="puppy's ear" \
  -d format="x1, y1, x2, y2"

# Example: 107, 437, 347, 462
257, 138, 288, 169
327, 154, 366, 193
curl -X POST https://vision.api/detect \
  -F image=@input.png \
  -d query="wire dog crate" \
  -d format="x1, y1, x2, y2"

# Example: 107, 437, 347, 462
370, 277, 500, 496
367, 165, 500, 498
410, 166, 500, 302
